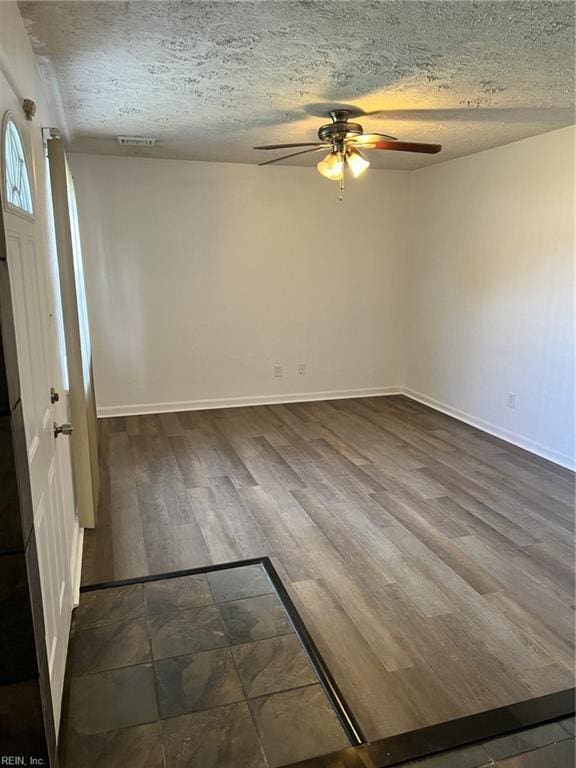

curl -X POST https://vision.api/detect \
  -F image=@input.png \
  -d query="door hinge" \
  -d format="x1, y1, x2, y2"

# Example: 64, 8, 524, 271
23, 98, 36, 120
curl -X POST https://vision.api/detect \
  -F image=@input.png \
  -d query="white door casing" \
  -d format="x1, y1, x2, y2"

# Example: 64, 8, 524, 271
1, 74, 78, 731
47, 137, 97, 529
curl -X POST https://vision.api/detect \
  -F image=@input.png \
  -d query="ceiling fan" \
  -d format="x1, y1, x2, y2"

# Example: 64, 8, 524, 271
254, 109, 442, 184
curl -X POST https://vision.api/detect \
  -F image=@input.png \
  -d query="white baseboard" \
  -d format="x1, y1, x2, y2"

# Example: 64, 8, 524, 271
71, 524, 84, 608
96, 386, 403, 418
403, 388, 575, 471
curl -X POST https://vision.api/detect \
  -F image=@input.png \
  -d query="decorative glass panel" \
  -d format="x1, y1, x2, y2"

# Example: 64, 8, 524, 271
4, 118, 33, 214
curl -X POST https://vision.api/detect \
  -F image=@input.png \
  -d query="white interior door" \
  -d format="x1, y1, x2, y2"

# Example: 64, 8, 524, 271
1, 75, 78, 731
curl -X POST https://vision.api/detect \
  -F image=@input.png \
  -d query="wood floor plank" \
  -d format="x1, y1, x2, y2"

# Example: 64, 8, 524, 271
372, 578, 536, 715
455, 535, 575, 643
485, 591, 574, 670
85, 397, 575, 741
291, 578, 416, 740
158, 411, 186, 436
373, 491, 506, 595
187, 486, 243, 563
208, 475, 271, 556
169, 434, 209, 489
108, 432, 149, 579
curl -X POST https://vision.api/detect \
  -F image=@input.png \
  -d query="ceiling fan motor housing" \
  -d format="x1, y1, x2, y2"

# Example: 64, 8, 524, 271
318, 110, 363, 143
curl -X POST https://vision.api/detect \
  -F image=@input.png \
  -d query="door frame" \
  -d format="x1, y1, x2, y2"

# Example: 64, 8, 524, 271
47, 134, 98, 529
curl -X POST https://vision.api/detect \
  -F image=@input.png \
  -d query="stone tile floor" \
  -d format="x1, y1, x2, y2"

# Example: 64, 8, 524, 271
59, 564, 350, 768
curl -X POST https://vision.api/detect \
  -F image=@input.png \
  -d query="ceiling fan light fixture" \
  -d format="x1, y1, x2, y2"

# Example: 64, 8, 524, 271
255, 108, 441, 196
346, 148, 370, 178
317, 150, 344, 181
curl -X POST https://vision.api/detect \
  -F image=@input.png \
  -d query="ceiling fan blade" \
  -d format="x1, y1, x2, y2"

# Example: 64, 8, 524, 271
361, 140, 442, 154
350, 132, 398, 143
303, 104, 574, 125
258, 146, 328, 166
254, 142, 327, 150
368, 107, 574, 123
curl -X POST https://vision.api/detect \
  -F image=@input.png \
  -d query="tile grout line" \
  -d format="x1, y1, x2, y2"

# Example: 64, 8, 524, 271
67, 560, 357, 767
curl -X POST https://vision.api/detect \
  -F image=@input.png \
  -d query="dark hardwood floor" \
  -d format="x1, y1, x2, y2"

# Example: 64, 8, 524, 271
82, 395, 575, 742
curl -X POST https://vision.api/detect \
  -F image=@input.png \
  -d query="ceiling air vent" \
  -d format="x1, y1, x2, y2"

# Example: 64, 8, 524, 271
117, 136, 157, 146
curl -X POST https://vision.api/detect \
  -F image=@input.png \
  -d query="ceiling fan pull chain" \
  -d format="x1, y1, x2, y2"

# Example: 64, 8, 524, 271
338, 176, 344, 202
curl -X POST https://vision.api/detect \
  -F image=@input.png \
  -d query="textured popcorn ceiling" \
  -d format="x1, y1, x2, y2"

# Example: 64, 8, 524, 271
20, 0, 575, 169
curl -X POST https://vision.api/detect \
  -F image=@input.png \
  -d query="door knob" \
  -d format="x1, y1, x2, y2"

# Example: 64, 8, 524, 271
54, 422, 73, 438
50, 387, 60, 403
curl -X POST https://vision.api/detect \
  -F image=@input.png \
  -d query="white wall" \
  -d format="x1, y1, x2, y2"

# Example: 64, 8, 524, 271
406, 126, 575, 467
70, 154, 411, 413
71, 128, 575, 468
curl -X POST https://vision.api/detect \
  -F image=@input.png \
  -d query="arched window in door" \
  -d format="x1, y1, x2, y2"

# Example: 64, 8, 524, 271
3, 114, 34, 215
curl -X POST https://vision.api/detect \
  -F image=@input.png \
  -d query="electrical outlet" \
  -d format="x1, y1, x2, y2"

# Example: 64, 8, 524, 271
507, 393, 516, 409
274, 364, 283, 378
298, 363, 306, 375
